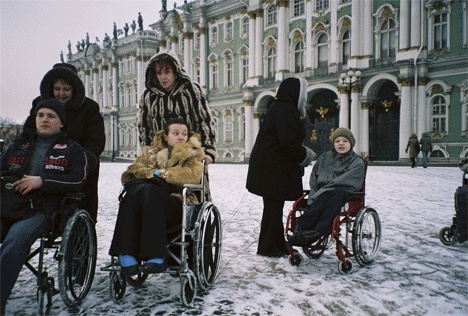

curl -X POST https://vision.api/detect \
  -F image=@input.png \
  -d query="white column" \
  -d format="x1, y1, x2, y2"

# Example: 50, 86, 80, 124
248, 11, 256, 80
350, 0, 361, 57
339, 89, 349, 128
329, 1, 338, 68
102, 64, 109, 110
417, 81, 428, 136
253, 112, 260, 142
244, 102, 253, 159
361, 102, 370, 156
399, 83, 412, 159
255, 10, 263, 78
305, 0, 313, 71
276, 3, 288, 75
112, 63, 118, 107
85, 69, 91, 98
363, 0, 373, 57
350, 87, 360, 145
92, 67, 99, 102
400, 0, 410, 50
410, 0, 421, 48
200, 24, 207, 90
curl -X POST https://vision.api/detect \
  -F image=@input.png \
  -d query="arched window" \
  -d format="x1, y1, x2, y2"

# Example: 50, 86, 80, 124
317, 34, 328, 68
380, 18, 396, 58
267, 47, 276, 78
294, 41, 304, 73
211, 26, 218, 45
195, 32, 200, 50
241, 16, 249, 36
267, 5, 277, 26
225, 22, 233, 40
240, 54, 248, 84
342, 30, 350, 65
224, 115, 233, 143
432, 96, 447, 132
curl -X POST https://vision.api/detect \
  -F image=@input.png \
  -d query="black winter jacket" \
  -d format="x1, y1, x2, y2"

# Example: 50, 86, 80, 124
1, 131, 88, 220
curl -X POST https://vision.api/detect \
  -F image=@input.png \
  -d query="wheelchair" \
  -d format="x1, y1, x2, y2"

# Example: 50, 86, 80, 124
439, 171, 468, 246
101, 166, 222, 306
21, 193, 97, 315
285, 156, 382, 274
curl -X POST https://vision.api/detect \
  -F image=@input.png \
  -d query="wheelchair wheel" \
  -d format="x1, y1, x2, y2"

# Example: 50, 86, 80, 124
58, 209, 97, 308
109, 271, 126, 302
288, 250, 303, 266
439, 226, 457, 245
126, 270, 148, 287
352, 207, 381, 267
192, 203, 222, 290
338, 260, 353, 274
180, 271, 197, 306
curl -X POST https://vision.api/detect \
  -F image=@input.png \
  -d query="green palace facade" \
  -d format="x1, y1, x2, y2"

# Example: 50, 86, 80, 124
66, 0, 468, 163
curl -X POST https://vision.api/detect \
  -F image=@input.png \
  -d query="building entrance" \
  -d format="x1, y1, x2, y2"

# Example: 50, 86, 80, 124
369, 81, 400, 161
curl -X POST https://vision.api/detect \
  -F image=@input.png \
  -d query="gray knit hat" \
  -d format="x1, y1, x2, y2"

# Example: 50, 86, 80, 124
332, 127, 356, 148
35, 98, 67, 125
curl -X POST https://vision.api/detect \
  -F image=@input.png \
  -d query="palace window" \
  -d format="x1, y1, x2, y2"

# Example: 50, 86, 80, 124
240, 55, 249, 84
433, 13, 448, 50
210, 64, 219, 89
342, 30, 350, 65
267, 4, 277, 26
224, 115, 233, 143
241, 16, 249, 37
225, 22, 233, 41
267, 47, 276, 79
316, 0, 329, 11
293, 0, 305, 17
432, 96, 447, 133
210, 26, 218, 45
317, 33, 328, 68
294, 41, 304, 73
380, 18, 397, 58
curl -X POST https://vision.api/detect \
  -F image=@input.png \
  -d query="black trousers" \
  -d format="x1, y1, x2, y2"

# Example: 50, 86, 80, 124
257, 197, 287, 255
79, 163, 99, 222
109, 181, 182, 260
297, 189, 349, 237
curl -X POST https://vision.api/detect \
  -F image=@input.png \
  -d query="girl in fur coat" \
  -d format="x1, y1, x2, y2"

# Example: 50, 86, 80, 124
109, 117, 204, 276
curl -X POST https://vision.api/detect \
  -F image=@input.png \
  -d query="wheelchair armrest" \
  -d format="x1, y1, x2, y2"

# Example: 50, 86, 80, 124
348, 191, 365, 201
183, 183, 204, 190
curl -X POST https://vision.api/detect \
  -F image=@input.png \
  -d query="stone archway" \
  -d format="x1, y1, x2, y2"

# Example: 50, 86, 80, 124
369, 80, 400, 161
306, 89, 339, 156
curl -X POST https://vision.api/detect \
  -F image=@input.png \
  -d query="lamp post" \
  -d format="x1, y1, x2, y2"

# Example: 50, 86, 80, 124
339, 69, 362, 128
110, 106, 118, 162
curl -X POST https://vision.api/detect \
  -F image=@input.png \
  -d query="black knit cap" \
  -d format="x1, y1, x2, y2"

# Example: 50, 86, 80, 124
35, 98, 67, 125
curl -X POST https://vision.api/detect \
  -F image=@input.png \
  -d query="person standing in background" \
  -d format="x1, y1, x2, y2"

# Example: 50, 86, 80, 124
419, 132, 433, 168
246, 77, 315, 258
23, 63, 105, 222
405, 133, 420, 168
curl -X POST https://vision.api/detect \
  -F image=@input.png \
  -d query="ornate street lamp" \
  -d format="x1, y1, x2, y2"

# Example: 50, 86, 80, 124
339, 69, 362, 127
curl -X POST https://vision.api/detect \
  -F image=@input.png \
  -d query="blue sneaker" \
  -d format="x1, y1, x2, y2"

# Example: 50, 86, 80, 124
143, 258, 167, 274
118, 255, 139, 276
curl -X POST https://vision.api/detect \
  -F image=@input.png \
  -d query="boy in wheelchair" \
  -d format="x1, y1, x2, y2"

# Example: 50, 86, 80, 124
287, 127, 365, 246
109, 117, 204, 276
1, 99, 88, 314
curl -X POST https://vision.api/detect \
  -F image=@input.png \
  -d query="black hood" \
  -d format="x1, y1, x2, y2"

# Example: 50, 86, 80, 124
39, 66, 85, 110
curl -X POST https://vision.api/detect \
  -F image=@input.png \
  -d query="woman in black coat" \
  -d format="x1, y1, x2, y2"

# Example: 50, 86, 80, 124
23, 63, 105, 222
246, 77, 315, 257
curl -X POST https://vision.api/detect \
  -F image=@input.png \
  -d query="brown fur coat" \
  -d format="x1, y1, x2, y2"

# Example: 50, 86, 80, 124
121, 130, 204, 201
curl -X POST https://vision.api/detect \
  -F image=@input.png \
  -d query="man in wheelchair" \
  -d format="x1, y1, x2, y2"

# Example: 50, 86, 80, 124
1, 99, 88, 314
109, 117, 204, 276
288, 127, 365, 246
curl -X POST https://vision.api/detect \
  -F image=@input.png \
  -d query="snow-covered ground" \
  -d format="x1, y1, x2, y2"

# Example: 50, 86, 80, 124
6, 162, 468, 315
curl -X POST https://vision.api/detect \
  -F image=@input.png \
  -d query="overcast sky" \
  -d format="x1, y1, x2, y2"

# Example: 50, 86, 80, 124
1, 0, 176, 124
